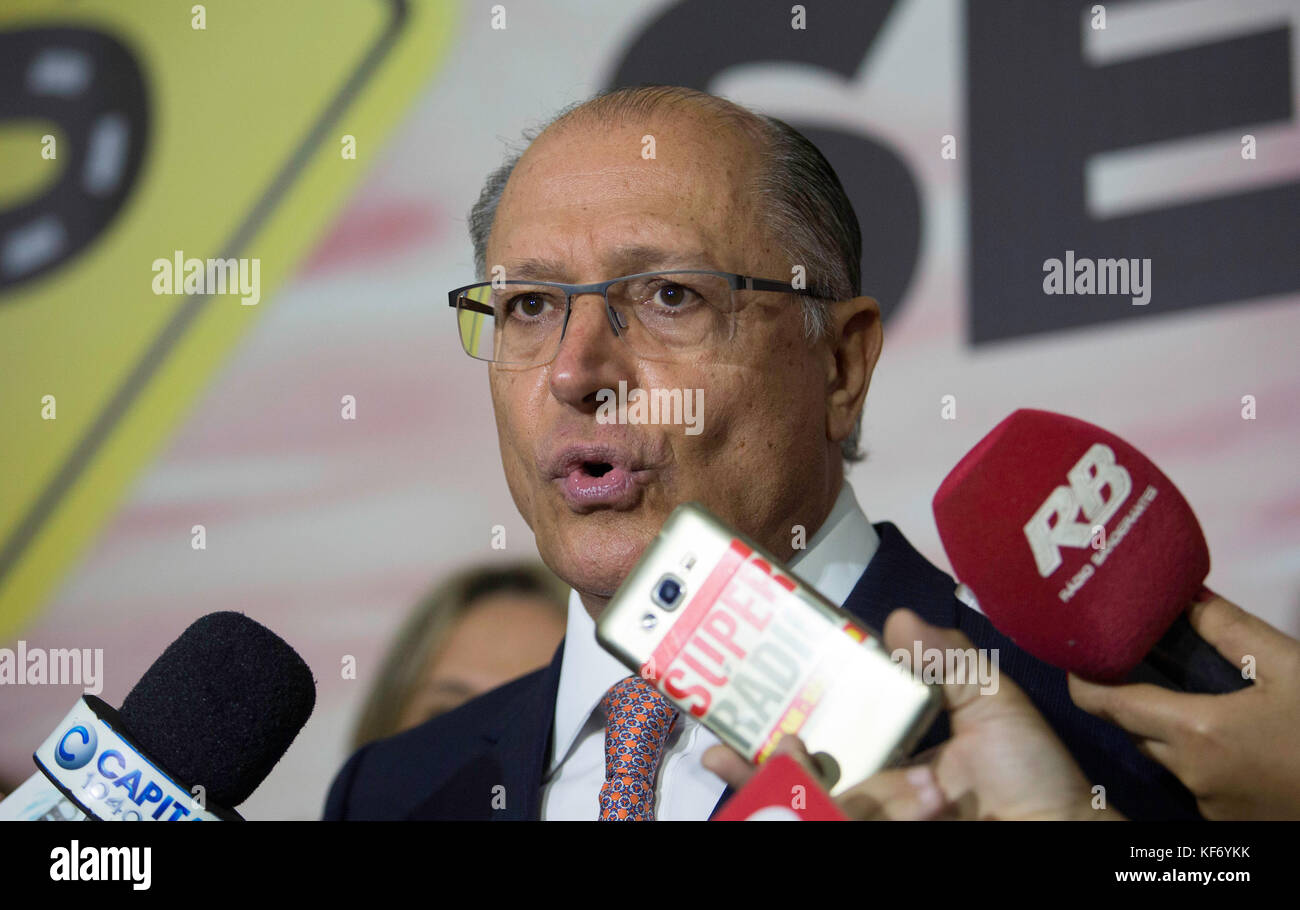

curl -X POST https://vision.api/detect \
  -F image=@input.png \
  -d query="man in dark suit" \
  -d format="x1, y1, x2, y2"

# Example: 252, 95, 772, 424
324, 85, 1201, 821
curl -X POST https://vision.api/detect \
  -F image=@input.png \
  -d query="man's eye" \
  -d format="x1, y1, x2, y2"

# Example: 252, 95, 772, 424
506, 294, 550, 318
650, 283, 696, 308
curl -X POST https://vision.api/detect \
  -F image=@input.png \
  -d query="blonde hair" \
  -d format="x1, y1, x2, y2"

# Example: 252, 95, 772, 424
351, 562, 568, 749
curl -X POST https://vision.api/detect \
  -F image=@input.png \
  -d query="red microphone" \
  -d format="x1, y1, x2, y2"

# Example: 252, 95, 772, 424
712, 755, 847, 821
932, 409, 1249, 693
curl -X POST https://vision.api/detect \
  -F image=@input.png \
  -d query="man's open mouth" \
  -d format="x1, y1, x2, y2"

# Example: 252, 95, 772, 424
580, 461, 614, 478
546, 445, 647, 510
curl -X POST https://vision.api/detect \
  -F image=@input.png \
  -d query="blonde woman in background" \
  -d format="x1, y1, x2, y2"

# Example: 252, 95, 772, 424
352, 562, 567, 750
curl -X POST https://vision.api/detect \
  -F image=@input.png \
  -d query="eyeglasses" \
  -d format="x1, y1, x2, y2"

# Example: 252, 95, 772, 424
448, 269, 819, 367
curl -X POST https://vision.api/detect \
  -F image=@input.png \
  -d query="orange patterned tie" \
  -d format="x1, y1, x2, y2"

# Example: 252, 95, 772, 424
597, 675, 679, 820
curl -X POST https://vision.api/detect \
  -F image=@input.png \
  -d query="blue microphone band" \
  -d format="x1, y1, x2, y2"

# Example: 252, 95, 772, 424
32, 695, 231, 821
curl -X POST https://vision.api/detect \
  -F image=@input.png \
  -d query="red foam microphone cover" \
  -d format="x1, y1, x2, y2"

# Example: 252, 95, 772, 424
932, 409, 1209, 681
712, 755, 847, 821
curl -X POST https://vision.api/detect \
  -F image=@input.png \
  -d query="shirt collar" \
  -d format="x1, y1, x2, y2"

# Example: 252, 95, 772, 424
546, 481, 879, 775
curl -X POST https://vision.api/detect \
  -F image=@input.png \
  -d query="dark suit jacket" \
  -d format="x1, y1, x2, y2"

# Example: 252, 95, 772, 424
323, 522, 1202, 820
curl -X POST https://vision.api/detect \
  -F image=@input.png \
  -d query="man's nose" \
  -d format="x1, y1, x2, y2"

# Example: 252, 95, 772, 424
548, 291, 634, 409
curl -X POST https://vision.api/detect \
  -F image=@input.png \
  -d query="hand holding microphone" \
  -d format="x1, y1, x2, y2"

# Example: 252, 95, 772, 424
933, 409, 1247, 694
879, 609, 1124, 820
708, 407, 1286, 820
932, 408, 1300, 819
1069, 590, 1300, 820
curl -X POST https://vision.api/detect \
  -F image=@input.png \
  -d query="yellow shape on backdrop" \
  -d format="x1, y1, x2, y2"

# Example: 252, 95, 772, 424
0, 0, 457, 639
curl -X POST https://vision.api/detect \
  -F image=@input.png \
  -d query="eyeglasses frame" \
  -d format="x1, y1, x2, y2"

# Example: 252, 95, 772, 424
447, 268, 825, 365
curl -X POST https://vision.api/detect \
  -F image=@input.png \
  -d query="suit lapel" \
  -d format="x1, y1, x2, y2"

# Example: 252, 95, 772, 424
402, 640, 563, 821
840, 522, 959, 631
484, 639, 565, 820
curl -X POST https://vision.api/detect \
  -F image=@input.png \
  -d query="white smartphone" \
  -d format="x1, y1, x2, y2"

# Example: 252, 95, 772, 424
596, 502, 942, 795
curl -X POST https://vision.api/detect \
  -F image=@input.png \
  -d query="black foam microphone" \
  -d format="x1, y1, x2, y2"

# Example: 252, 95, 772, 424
0, 611, 316, 820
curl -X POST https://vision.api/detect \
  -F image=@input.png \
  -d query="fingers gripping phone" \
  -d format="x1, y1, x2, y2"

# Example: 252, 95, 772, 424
596, 502, 942, 795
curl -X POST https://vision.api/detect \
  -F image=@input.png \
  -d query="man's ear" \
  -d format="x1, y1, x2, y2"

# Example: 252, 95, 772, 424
825, 296, 882, 447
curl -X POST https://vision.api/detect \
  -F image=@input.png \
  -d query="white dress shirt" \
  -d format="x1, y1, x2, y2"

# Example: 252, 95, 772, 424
540, 481, 881, 820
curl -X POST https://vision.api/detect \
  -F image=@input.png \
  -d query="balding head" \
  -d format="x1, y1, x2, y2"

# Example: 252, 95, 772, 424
471, 86, 864, 409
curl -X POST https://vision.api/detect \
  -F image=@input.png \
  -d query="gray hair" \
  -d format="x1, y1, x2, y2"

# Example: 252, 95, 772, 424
467, 85, 865, 462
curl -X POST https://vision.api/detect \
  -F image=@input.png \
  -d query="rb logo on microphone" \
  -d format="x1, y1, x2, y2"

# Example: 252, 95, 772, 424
1023, 443, 1131, 577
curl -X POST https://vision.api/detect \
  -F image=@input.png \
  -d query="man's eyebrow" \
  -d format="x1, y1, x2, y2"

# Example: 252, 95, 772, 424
503, 245, 718, 282
607, 244, 717, 274
506, 257, 571, 282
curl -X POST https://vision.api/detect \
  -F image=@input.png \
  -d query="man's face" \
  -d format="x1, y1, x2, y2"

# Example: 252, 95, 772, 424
485, 110, 843, 614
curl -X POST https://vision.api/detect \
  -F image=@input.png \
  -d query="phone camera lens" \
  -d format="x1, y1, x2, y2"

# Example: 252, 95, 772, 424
653, 575, 684, 611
